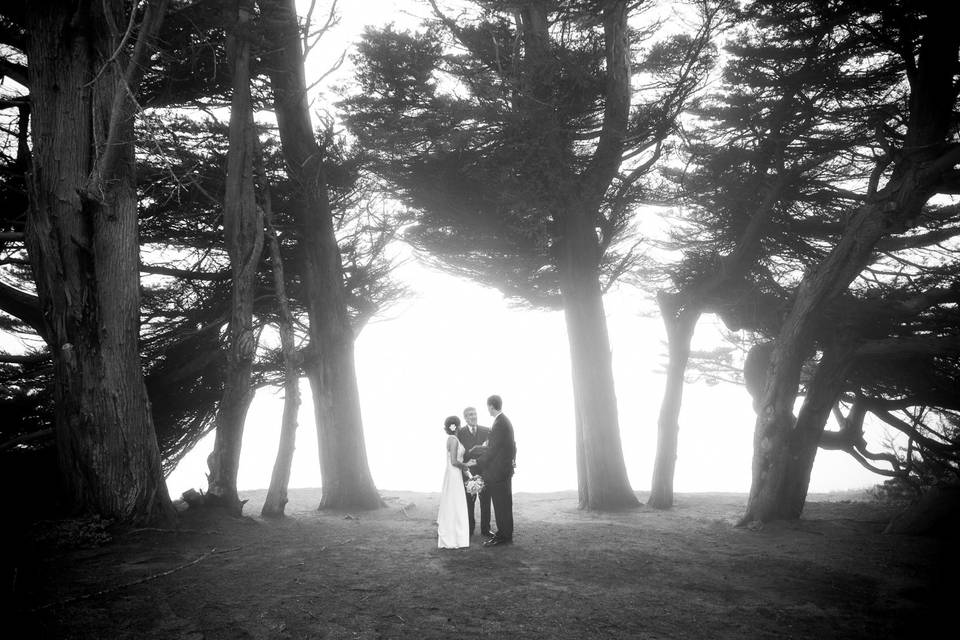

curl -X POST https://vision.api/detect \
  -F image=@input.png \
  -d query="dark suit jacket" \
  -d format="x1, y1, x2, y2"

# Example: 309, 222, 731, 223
476, 413, 515, 484
456, 424, 490, 481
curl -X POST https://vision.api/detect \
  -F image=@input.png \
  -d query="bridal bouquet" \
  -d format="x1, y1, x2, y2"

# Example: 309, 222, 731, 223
465, 475, 485, 496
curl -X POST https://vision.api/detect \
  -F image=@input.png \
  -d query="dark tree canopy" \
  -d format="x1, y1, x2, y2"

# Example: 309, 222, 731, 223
0, 1, 406, 495
342, 2, 718, 307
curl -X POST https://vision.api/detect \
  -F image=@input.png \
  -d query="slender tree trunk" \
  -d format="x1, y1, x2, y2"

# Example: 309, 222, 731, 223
261, 0, 382, 510
649, 166, 785, 509
206, 0, 263, 514
742, 6, 960, 524
260, 169, 302, 518
648, 294, 700, 509
558, 209, 637, 510
23, 0, 173, 523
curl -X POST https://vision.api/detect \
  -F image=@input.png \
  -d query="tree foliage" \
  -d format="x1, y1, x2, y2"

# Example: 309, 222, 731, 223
0, 1, 406, 509
656, 0, 960, 519
342, 0, 719, 306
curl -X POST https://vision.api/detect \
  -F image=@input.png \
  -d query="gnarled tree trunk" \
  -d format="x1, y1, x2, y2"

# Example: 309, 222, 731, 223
206, 0, 264, 514
742, 7, 960, 524
261, 0, 382, 510
776, 348, 852, 518
24, 0, 173, 523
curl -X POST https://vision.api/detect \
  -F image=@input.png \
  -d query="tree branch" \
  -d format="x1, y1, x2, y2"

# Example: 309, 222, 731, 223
92, 0, 170, 188
0, 58, 28, 87
0, 281, 45, 339
140, 263, 231, 281
854, 334, 960, 359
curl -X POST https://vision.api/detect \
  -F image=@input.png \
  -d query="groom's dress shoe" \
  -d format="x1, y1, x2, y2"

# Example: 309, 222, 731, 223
483, 536, 512, 547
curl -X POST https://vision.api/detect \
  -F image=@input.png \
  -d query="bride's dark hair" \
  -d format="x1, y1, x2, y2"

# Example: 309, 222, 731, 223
443, 415, 460, 435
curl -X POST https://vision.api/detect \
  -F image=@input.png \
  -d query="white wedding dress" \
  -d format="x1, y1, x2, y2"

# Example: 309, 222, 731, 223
437, 435, 469, 549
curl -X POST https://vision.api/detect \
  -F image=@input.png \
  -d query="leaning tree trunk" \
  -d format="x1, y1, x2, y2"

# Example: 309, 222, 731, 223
260, 172, 302, 518
261, 0, 382, 510
558, 209, 638, 510
775, 347, 852, 519
23, 0, 173, 523
206, 0, 264, 514
648, 294, 700, 509
742, 7, 960, 524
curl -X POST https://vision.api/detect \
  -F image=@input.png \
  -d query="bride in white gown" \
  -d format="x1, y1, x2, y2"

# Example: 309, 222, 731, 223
437, 415, 472, 549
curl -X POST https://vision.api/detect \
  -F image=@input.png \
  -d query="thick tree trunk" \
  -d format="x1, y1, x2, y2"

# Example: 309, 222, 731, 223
742, 7, 960, 524
648, 294, 700, 509
741, 347, 851, 523
24, 0, 173, 523
260, 177, 302, 518
558, 210, 637, 511
548, 1, 636, 511
206, 0, 263, 514
261, 0, 382, 510
775, 349, 852, 518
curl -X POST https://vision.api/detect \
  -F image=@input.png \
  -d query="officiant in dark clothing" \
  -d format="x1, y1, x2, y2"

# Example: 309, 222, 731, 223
457, 406, 492, 538
476, 394, 516, 546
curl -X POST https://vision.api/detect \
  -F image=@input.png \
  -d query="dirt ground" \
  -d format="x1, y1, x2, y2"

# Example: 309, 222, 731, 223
11, 489, 953, 639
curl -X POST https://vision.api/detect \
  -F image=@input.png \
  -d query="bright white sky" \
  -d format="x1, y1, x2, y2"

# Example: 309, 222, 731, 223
162, 0, 885, 498
168, 257, 882, 497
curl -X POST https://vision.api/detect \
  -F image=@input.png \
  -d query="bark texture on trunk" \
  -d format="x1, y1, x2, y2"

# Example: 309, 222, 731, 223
742, 7, 960, 524
260, 175, 302, 519
206, 0, 263, 514
648, 294, 700, 509
261, 0, 381, 510
24, 0, 173, 523
776, 349, 852, 518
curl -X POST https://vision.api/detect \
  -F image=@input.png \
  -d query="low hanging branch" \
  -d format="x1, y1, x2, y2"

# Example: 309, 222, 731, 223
0, 428, 54, 453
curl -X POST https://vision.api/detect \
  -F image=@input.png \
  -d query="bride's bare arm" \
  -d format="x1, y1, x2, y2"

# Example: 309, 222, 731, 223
447, 435, 467, 469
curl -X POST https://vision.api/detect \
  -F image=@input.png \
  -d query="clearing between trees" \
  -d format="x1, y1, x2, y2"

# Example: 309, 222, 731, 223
15, 489, 951, 639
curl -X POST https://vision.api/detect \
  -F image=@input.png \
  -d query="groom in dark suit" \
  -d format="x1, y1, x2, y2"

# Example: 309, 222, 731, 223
457, 406, 491, 538
476, 394, 516, 546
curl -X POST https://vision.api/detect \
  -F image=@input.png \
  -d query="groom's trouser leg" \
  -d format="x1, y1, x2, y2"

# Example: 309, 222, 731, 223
479, 490, 492, 535
465, 492, 476, 534
488, 478, 513, 540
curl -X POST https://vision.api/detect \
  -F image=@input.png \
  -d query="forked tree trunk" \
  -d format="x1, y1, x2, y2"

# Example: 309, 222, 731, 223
649, 166, 784, 510
261, 0, 382, 510
260, 174, 302, 518
550, 1, 637, 511
648, 294, 700, 509
24, 0, 173, 523
206, 0, 263, 514
742, 7, 960, 524
775, 348, 852, 519
558, 209, 638, 510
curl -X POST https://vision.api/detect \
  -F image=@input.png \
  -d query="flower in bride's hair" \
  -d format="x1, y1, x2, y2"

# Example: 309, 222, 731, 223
465, 475, 485, 496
